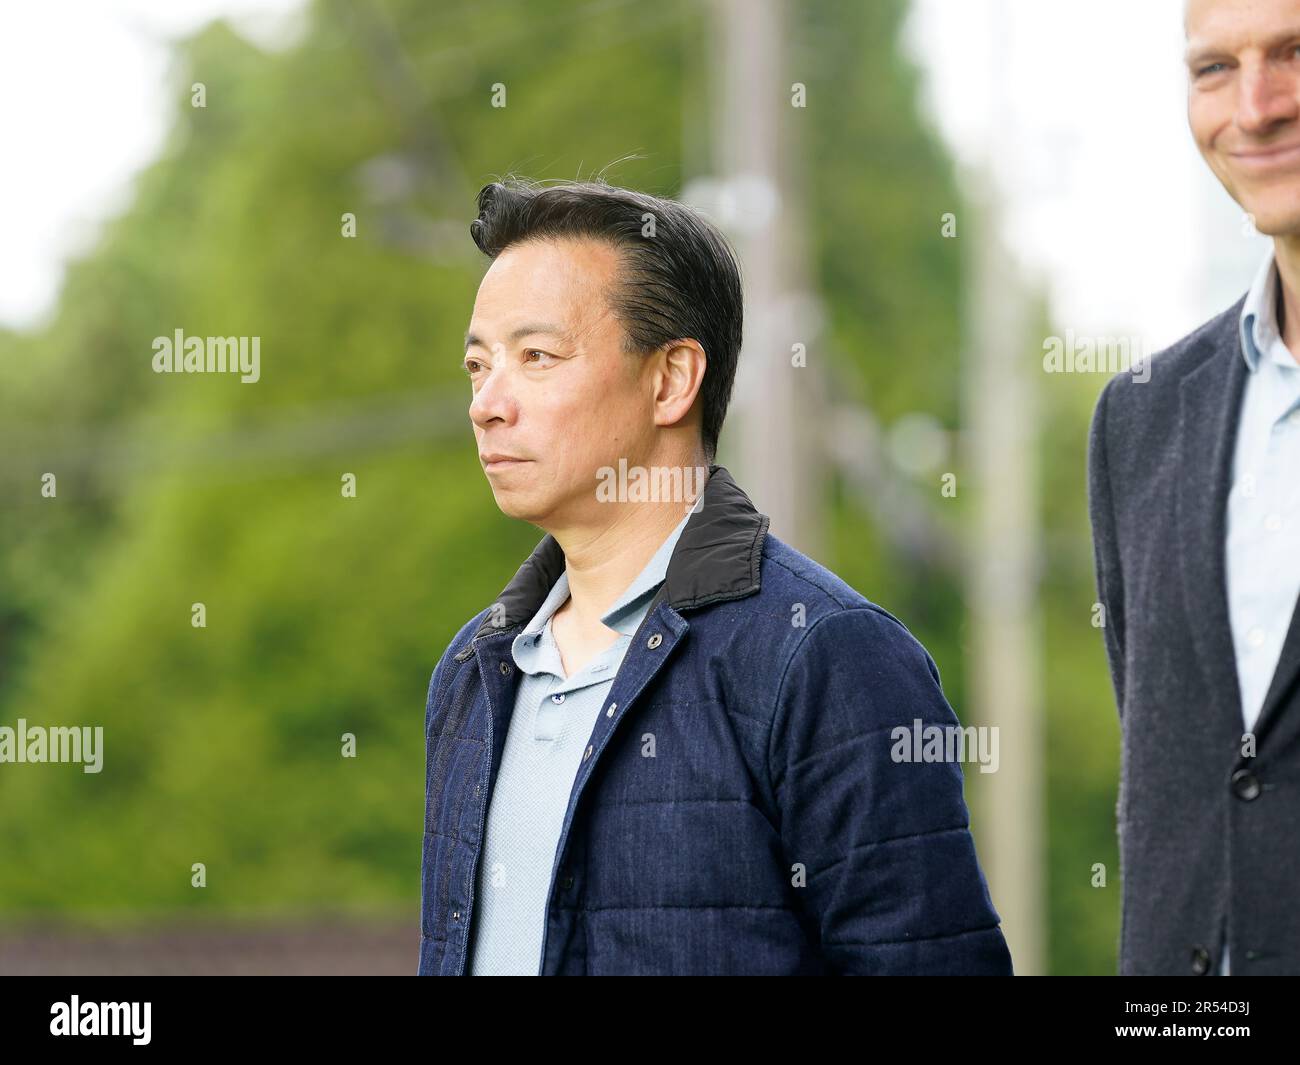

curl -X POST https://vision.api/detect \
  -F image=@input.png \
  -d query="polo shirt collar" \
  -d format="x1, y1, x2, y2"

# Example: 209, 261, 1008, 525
1241, 249, 1283, 374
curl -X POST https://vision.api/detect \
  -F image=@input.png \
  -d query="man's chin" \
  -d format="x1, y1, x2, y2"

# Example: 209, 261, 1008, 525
1241, 197, 1300, 238
489, 488, 548, 524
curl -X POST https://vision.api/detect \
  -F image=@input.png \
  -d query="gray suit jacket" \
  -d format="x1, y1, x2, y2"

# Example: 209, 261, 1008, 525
1088, 294, 1300, 976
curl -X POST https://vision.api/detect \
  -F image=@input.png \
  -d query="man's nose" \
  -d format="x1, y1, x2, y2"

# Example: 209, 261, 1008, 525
1237, 60, 1299, 135
468, 366, 516, 428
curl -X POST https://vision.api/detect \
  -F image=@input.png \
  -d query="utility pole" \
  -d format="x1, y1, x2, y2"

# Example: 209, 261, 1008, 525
961, 0, 1045, 974
706, 0, 821, 557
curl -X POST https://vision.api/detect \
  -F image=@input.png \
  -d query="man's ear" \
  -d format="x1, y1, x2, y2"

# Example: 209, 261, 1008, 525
653, 339, 707, 429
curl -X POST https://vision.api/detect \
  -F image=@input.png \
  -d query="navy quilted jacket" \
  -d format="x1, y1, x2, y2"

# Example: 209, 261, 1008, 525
419, 465, 1013, 975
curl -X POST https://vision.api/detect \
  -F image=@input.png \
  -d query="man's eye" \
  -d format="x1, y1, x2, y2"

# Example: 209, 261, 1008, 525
525, 349, 552, 364
463, 359, 481, 375
1197, 61, 1225, 77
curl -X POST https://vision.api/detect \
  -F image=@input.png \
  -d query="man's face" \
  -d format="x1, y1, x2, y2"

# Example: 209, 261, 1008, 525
464, 237, 654, 526
1187, 0, 1300, 235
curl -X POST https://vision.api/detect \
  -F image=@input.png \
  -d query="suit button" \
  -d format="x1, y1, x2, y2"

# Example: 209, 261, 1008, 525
499, 661, 511, 675
647, 633, 662, 649
562, 875, 574, 890
1190, 945, 1210, 975
1231, 769, 1261, 800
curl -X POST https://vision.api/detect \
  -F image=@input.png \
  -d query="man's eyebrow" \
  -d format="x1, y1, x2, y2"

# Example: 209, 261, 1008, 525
464, 323, 568, 351
1186, 28, 1300, 67
1185, 42, 1224, 67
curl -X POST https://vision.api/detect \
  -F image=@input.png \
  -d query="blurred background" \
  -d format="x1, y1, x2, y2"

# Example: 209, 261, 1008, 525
0, 0, 1263, 975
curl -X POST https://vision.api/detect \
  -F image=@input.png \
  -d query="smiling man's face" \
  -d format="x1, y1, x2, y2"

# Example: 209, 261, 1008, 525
1187, 0, 1300, 235
464, 236, 657, 528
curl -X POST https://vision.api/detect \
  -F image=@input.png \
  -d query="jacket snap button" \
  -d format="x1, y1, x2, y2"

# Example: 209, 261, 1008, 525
1190, 945, 1210, 975
606, 701, 618, 718
647, 633, 662, 649
1231, 769, 1261, 801
583, 744, 593, 761
499, 661, 511, 675
452, 911, 461, 921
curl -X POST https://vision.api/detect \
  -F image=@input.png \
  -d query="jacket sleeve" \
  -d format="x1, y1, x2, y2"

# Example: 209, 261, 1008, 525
767, 606, 1013, 975
1087, 378, 1127, 719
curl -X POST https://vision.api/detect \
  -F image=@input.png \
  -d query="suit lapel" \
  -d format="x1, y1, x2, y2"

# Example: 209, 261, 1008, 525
1175, 322, 1250, 736
1254, 570, 1300, 740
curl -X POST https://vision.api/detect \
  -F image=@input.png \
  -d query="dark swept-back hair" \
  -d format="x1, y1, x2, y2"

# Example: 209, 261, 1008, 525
469, 177, 743, 465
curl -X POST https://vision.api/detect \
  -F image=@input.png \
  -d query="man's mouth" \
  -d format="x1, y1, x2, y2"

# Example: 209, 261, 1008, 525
1230, 142, 1300, 172
480, 453, 532, 472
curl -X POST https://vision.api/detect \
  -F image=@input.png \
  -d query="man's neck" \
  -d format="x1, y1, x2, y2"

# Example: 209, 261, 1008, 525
548, 464, 707, 634
1272, 234, 1300, 364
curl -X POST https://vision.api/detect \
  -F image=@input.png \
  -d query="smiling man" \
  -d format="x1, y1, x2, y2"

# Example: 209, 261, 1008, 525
418, 176, 1012, 976
1087, 0, 1300, 975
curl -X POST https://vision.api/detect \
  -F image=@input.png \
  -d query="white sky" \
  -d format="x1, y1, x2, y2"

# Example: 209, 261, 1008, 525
0, 0, 1270, 348
0, 0, 307, 331
907, 0, 1269, 349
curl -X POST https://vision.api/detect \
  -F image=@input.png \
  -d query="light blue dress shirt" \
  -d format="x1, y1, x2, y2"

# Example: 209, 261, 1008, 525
468, 507, 694, 975
1221, 250, 1300, 975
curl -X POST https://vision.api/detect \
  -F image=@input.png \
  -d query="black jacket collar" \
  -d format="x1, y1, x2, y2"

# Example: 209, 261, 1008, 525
471, 464, 770, 642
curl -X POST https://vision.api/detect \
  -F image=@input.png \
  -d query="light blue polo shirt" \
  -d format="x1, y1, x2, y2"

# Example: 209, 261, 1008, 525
468, 508, 693, 975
